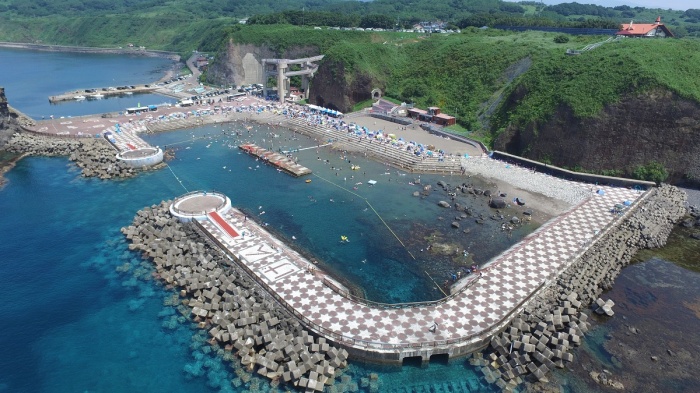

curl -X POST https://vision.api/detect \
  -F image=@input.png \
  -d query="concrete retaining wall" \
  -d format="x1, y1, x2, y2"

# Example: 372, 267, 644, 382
492, 150, 656, 189
370, 113, 413, 126
420, 124, 489, 153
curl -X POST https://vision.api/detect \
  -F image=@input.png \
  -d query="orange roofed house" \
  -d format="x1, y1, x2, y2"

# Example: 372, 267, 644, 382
616, 16, 674, 38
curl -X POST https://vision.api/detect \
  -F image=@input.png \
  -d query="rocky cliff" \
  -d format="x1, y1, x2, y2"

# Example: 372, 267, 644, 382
205, 42, 379, 113
205, 41, 319, 88
494, 88, 700, 186
0, 87, 22, 149
309, 60, 378, 113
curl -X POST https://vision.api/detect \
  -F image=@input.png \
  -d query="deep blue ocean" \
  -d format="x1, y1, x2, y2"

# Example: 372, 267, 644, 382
2, 47, 698, 393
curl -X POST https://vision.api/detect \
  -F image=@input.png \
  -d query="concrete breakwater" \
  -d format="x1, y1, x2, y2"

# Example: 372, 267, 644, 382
472, 184, 687, 392
121, 202, 354, 392
5, 132, 142, 179
0, 41, 180, 60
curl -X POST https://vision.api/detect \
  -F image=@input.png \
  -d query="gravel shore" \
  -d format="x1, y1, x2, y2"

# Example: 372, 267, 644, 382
679, 186, 700, 207
461, 156, 594, 206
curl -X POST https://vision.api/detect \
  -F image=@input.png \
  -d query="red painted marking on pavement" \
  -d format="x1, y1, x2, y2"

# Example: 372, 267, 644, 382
208, 211, 239, 238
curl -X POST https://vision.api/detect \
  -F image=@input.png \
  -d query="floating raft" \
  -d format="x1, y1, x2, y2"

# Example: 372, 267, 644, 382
239, 143, 311, 177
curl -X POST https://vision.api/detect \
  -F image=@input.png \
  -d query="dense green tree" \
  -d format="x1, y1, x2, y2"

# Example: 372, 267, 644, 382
499, 3, 525, 14
683, 9, 700, 19
553, 34, 569, 43
634, 162, 669, 183
359, 14, 394, 29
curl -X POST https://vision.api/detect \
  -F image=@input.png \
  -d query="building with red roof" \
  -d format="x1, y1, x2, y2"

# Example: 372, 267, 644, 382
434, 113, 456, 126
616, 16, 674, 38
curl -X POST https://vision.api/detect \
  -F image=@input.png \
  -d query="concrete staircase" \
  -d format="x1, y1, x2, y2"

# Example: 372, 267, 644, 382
280, 116, 462, 173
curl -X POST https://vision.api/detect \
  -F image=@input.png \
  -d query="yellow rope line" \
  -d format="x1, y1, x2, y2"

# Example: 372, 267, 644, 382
165, 163, 189, 193
424, 270, 449, 297
312, 173, 416, 260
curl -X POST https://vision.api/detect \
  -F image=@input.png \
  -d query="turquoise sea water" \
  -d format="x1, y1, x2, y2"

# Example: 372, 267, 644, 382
4, 47, 697, 393
0, 49, 500, 392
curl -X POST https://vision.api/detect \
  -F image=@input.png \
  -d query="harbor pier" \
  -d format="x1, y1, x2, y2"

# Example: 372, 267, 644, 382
49, 85, 157, 103
164, 184, 649, 364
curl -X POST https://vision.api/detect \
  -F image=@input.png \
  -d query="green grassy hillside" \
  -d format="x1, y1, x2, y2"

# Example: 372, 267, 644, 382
0, 16, 234, 53
491, 38, 700, 134
215, 25, 700, 146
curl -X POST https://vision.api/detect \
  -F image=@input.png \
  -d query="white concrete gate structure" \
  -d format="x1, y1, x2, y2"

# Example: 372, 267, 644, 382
262, 55, 324, 103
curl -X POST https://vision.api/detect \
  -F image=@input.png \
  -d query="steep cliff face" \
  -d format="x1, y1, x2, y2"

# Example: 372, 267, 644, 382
494, 89, 700, 185
309, 61, 378, 113
205, 41, 319, 87
206, 42, 379, 113
0, 87, 21, 149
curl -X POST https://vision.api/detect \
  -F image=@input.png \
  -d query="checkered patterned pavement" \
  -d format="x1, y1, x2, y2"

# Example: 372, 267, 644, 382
195, 185, 645, 352
107, 123, 152, 152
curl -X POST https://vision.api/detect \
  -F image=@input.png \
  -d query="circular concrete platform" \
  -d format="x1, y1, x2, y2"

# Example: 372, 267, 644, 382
116, 147, 163, 168
170, 191, 231, 222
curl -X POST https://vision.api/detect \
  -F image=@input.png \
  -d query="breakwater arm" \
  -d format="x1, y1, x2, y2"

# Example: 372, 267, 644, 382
474, 184, 686, 390
122, 202, 352, 391
5, 132, 146, 180
0, 41, 180, 60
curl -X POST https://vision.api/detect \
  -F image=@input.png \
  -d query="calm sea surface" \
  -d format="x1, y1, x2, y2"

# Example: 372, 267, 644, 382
1, 47, 698, 393
0, 47, 176, 119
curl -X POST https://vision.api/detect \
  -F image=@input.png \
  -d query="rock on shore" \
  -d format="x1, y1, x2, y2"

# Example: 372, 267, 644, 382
5, 132, 140, 179
473, 184, 686, 392
122, 202, 350, 391
0, 87, 23, 148
461, 157, 592, 206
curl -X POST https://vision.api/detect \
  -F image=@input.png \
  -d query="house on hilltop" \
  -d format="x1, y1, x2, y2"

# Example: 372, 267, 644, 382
616, 16, 674, 38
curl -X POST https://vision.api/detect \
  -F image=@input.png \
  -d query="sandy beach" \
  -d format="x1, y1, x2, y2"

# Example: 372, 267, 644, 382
349, 115, 483, 157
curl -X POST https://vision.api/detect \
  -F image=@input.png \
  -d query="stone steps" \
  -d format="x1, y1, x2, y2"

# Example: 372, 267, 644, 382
277, 116, 463, 173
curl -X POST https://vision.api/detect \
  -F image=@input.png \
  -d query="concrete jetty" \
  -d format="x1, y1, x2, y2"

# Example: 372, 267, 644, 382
473, 184, 686, 391
49, 85, 158, 103
123, 195, 353, 391
160, 185, 651, 365
25, 110, 170, 168
5, 132, 139, 179
239, 143, 311, 177
103, 122, 163, 168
